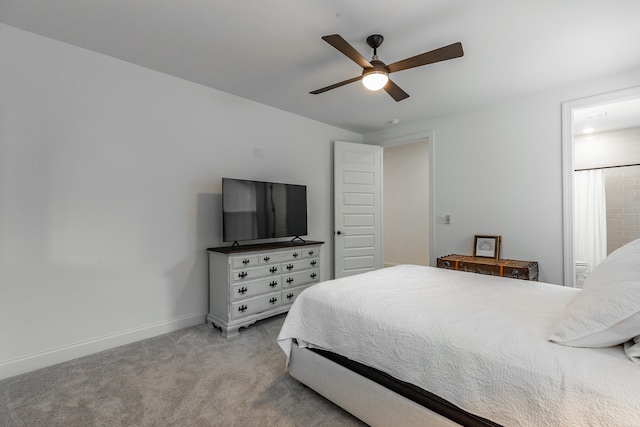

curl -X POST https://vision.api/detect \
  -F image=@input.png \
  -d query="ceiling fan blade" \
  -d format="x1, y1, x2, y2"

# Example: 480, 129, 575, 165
322, 34, 373, 69
387, 42, 463, 74
310, 76, 363, 95
384, 79, 410, 102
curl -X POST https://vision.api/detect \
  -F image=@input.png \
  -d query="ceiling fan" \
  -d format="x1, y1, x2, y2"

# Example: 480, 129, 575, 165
310, 34, 464, 101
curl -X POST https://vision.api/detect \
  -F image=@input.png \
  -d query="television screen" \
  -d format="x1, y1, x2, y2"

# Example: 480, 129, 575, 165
222, 178, 308, 242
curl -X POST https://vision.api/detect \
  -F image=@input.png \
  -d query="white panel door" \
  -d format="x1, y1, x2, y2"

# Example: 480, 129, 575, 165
334, 141, 382, 278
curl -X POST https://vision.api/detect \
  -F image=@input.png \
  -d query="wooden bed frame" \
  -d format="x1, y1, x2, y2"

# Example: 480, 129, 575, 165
289, 344, 499, 427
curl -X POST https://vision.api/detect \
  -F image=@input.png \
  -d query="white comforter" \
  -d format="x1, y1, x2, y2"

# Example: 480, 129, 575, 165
277, 265, 640, 427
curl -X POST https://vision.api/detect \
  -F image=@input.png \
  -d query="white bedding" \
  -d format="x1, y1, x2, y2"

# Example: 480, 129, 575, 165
277, 265, 640, 427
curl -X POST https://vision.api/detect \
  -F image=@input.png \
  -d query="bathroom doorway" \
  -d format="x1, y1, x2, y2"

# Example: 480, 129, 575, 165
562, 87, 640, 286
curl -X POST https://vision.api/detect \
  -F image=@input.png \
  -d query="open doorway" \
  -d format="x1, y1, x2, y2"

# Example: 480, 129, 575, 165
562, 86, 640, 287
383, 138, 430, 267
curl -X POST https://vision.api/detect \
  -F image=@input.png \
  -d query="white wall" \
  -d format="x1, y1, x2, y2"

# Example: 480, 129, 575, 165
0, 24, 361, 379
365, 68, 640, 285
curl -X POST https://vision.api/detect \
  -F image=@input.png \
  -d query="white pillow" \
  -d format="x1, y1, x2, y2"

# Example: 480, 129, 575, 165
549, 238, 640, 348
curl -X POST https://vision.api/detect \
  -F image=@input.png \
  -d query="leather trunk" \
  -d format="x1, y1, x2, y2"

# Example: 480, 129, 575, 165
436, 255, 538, 281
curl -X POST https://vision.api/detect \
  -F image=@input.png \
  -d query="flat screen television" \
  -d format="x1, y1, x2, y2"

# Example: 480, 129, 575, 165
222, 178, 308, 244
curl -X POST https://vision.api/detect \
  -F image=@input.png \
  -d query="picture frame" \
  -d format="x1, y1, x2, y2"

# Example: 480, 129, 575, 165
473, 235, 502, 259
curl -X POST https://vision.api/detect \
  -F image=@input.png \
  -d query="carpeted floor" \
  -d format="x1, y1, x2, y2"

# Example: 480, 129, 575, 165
0, 314, 366, 426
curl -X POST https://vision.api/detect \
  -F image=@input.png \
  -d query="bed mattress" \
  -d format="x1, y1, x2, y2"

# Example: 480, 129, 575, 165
277, 265, 640, 426
308, 346, 500, 426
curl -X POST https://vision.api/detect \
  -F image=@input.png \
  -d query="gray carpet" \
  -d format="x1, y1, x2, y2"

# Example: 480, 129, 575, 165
0, 314, 366, 426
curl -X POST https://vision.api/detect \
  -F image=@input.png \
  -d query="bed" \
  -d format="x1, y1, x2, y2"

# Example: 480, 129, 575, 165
277, 239, 640, 426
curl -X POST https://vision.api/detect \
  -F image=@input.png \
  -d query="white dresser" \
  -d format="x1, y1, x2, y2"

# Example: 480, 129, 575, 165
206, 240, 323, 338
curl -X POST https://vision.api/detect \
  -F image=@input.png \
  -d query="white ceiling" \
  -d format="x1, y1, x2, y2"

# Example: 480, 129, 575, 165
2, 0, 640, 134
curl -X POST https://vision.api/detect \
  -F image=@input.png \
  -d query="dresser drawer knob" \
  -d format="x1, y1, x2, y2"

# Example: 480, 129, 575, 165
269, 281, 278, 288
269, 266, 278, 273
286, 277, 294, 284
310, 273, 317, 279
286, 293, 294, 300
293, 252, 299, 258
238, 272, 248, 279
242, 258, 250, 265
286, 264, 294, 270
238, 287, 248, 294
310, 260, 317, 266
308, 251, 314, 256
269, 297, 278, 304
238, 305, 248, 312
263, 256, 270, 262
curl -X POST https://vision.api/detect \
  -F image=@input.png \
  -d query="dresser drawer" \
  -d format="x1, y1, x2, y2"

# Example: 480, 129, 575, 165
231, 255, 259, 269
258, 252, 281, 265
282, 268, 320, 288
282, 258, 319, 273
231, 292, 282, 319
280, 249, 304, 261
232, 277, 280, 301
257, 249, 303, 264
281, 285, 312, 306
302, 247, 319, 259
232, 264, 280, 282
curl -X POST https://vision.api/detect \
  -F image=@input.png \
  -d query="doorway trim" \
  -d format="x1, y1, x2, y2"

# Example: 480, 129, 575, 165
377, 130, 436, 266
561, 86, 640, 286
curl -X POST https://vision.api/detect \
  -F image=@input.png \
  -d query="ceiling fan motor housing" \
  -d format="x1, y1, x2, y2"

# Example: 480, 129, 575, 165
363, 59, 388, 75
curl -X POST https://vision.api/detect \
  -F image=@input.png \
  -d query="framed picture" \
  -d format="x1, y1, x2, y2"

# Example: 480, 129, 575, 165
473, 235, 502, 259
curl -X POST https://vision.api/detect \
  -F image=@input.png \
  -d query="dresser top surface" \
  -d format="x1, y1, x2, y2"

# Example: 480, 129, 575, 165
208, 240, 324, 255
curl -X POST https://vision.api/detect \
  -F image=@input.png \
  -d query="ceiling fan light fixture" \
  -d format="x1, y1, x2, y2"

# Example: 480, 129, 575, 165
311, 34, 462, 101
362, 70, 389, 91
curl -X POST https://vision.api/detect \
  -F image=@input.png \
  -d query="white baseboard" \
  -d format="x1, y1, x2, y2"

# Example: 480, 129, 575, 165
0, 311, 207, 380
